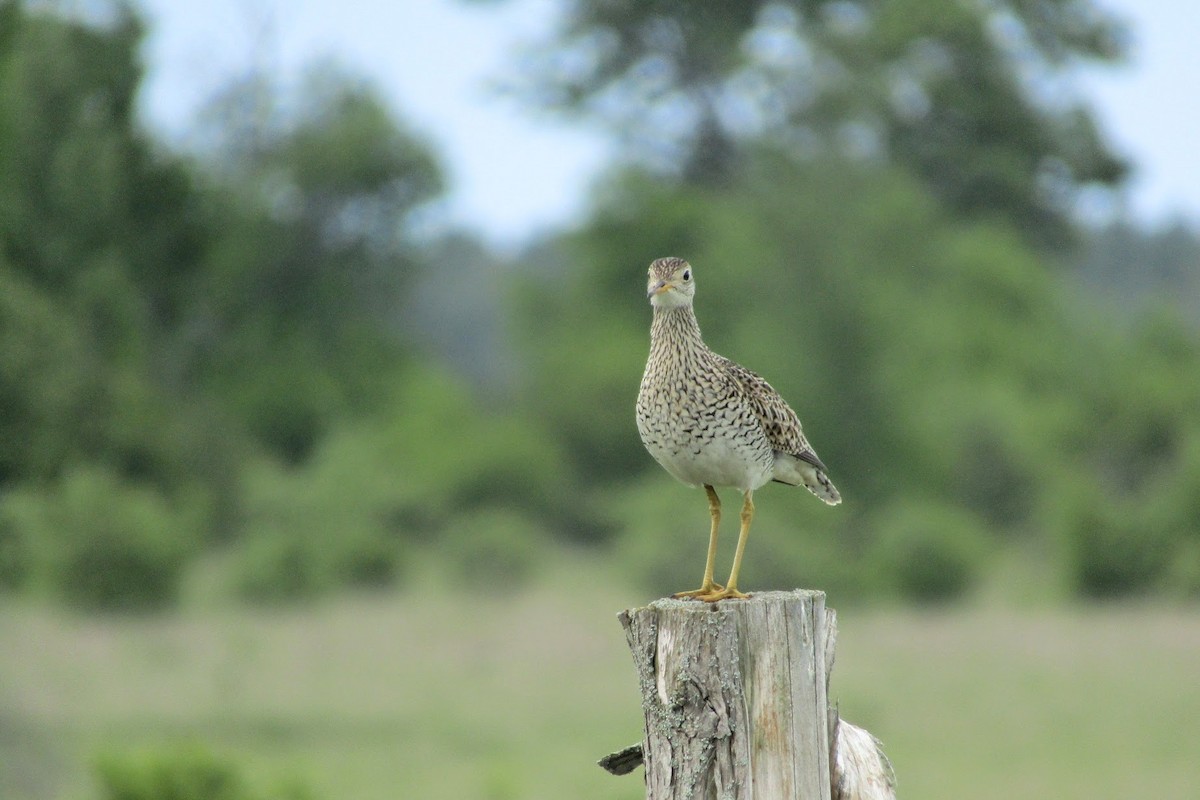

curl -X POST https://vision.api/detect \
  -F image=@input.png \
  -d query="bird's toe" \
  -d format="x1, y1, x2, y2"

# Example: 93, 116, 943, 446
695, 587, 750, 603
672, 582, 725, 600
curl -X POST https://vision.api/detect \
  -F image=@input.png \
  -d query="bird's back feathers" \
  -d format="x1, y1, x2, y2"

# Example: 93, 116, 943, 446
716, 355, 841, 505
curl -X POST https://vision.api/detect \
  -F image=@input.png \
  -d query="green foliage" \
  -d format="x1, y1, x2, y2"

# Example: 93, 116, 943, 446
441, 508, 548, 590
1057, 491, 1171, 598
0, 264, 92, 482
231, 533, 330, 605
94, 744, 316, 800
0, 466, 198, 610
869, 499, 989, 602
0, 6, 206, 322
0, 5, 454, 611
185, 67, 443, 462
231, 458, 405, 604
230, 521, 403, 603
511, 0, 1127, 246
611, 482, 722, 595
0, 5, 239, 532
95, 745, 242, 800
1040, 309, 1200, 598
0, 495, 33, 592
360, 366, 582, 542
227, 364, 574, 602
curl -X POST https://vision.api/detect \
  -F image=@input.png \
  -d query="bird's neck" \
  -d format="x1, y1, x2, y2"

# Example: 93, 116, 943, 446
650, 305, 705, 353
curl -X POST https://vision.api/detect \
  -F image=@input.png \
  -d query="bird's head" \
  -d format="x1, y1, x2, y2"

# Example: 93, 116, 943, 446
646, 257, 695, 309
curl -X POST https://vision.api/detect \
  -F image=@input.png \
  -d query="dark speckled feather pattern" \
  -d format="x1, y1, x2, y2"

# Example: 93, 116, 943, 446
636, 257, 840, 504
714, 355, 826, 470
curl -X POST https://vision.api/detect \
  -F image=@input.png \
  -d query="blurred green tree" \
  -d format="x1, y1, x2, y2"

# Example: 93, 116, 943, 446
503, 0, 1127, 249
0, 3, 459, 605
0, 2, 447, 475
178, 63, 444, 462
0, 4, 212, 486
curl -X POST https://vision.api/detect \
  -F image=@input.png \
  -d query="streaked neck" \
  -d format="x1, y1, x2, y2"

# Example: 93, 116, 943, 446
650, 304, 704, 350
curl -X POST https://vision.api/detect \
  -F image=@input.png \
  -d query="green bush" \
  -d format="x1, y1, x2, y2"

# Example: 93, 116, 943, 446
94, 743, 316, 800
0, 467, 197, 611
333, 528, 403, 589
1163, 539, 1200, 598
368, 369, 577, 541
231, 533, 330, 604
1059, 493, 1172, 598
227, 367, 577, 602
441, 508, 548, 590
1144, 432, 1200, 598
96, 745, 241, 800
0, 268, 93, 482
230, 528, 402, 605
869, 499, 989, 603
231, 458, 405, 604
0, 503, 34, 592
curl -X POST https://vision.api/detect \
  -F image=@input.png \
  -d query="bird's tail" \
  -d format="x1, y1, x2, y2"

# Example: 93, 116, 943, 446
806, 469, 842, 505
773, 452, 842, 505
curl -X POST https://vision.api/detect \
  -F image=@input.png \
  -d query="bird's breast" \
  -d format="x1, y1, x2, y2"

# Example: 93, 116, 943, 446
636, 359, 774, 491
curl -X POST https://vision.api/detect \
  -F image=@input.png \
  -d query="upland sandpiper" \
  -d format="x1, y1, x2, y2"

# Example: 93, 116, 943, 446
636, 256, 841, 602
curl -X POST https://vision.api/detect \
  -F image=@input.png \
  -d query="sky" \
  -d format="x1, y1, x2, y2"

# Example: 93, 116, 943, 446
135, 0, 1199, 249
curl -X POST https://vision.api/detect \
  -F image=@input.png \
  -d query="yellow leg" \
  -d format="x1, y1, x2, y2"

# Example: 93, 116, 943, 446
698, 490, 753, 602
673, 485, 726, 599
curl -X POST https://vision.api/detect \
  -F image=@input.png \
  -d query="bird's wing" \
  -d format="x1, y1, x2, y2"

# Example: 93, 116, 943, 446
715, 355, 827, 470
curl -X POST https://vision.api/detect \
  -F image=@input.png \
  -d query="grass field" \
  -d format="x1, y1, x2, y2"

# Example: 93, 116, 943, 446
2, 557, 1198, 799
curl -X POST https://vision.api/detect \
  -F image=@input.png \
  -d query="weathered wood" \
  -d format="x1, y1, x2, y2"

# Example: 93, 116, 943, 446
617, 590, 832, 799
608, 590, 895, 800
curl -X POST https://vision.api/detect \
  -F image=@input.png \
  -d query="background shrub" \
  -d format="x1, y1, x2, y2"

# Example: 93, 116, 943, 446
441, 508, 548, 590
0, 502, 34, 593
1058, 492, 1174, 598
0, 467, 198, 611
869, 499, 990, 603
230, 458, 405, 604
94, 744, 317, 800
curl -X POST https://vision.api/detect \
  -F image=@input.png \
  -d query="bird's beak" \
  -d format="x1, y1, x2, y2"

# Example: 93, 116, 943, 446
648, 280, 672, 298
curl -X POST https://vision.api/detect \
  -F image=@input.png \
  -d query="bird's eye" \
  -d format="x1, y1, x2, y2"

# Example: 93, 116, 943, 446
682, 269, 691, 281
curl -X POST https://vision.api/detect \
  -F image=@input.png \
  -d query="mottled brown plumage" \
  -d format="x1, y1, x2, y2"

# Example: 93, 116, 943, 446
636, 256, 839, 601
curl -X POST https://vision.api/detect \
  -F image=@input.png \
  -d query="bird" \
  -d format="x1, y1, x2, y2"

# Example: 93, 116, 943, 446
635, 256, 840, 602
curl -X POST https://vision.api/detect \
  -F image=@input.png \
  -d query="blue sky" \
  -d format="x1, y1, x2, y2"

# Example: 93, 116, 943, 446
137, 0, 1199, 249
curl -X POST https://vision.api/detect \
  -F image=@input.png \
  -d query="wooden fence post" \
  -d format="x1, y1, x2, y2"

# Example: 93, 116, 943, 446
601, 590, 895, 800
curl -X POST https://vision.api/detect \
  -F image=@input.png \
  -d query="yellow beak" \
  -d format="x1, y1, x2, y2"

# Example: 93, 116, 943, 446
648, 280, 673, 298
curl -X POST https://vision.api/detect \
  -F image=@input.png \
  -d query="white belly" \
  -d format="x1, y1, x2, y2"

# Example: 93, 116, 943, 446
647, 435, 775, 491
637, 398, 776, 491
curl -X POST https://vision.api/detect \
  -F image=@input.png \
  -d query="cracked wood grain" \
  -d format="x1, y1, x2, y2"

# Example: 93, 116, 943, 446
618, 590, 833, 800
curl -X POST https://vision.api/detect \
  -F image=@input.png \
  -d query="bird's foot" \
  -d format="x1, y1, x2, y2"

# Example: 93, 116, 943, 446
672, 581, 724, 600
693, 586, 750, 603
